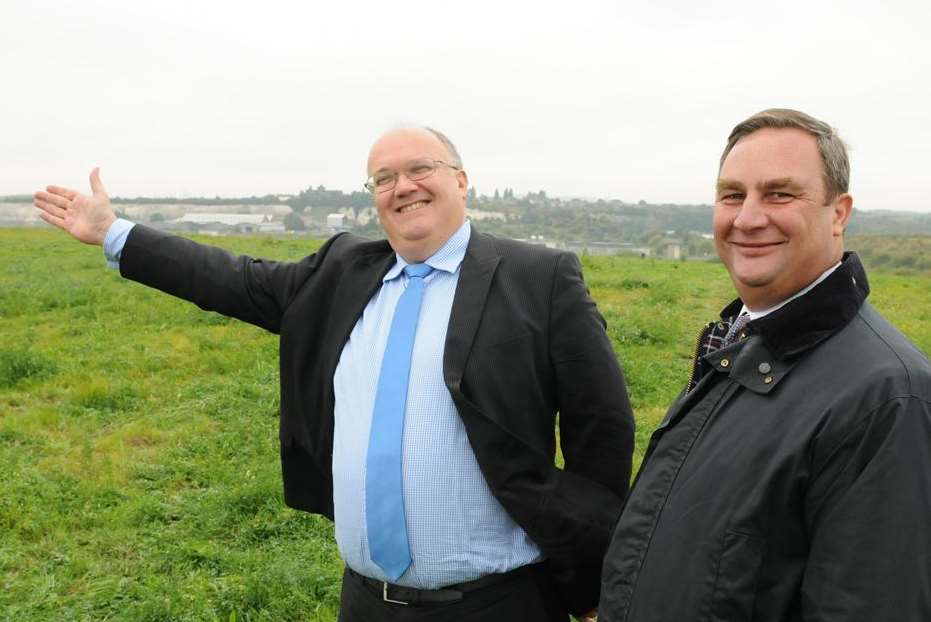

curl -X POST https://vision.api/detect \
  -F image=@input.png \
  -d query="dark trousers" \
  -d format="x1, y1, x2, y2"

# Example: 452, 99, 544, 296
337, 564, 569, 622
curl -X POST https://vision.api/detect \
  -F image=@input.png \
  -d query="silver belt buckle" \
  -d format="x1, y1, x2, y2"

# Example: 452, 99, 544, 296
383, 582, 409, 605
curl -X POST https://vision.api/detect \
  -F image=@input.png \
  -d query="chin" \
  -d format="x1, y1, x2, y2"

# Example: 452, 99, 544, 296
398, 227, 434, 245
731, 268, 778, 290
729, 257, 780, 282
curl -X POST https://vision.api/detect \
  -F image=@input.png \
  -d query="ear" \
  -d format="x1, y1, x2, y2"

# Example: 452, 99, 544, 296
457, 169, 469, 200
832, 193, 853, 236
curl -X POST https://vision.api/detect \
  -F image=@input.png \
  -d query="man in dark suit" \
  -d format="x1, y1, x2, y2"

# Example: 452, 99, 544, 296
35, 126, 634, 621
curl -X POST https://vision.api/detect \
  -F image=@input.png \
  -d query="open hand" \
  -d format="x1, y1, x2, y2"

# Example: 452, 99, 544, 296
34, 168, 116, 246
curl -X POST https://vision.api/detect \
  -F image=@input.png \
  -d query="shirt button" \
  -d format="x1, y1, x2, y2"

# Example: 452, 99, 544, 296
720, 358, 730, 368
758, 362, 772, 374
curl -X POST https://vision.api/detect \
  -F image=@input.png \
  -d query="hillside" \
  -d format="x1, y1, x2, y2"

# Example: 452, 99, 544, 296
2, 229, 930, 620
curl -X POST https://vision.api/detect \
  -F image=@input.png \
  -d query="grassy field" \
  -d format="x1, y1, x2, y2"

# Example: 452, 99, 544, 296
2, 228, 930, 621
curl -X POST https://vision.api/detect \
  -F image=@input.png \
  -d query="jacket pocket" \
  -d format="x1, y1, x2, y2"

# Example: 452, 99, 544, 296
709, 530, 764, 622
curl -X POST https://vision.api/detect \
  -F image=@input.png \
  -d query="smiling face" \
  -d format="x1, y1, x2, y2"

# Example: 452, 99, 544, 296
714, 127, 853, 310
366, 128, 468, 263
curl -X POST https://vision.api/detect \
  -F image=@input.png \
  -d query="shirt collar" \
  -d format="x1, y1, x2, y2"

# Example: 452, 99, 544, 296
741, 260, 842, 321
383, 220, 472, 282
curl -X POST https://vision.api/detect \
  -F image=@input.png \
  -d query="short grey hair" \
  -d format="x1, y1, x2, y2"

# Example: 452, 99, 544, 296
423, 126, 463, 169
720, 108, 849, 202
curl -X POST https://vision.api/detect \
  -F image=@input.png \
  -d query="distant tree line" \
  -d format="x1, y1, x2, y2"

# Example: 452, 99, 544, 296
848, 236, 931, 273
5, 187, 930, 258
287, 185, 372, 213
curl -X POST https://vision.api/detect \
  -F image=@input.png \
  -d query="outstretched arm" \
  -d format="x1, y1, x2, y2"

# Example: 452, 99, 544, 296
33, 168, 116, 245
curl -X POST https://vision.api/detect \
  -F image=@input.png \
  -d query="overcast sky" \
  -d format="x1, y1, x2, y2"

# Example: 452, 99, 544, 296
3, 0, 930, 211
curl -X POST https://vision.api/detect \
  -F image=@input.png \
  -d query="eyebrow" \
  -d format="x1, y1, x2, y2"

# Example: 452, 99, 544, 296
758, 177, 804, 192
371, 157, 434, 174
716, 177, 805, 194
716, 179, 744, 194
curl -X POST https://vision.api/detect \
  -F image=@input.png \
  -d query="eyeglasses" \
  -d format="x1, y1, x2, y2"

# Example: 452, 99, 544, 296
364, 158, 461, 194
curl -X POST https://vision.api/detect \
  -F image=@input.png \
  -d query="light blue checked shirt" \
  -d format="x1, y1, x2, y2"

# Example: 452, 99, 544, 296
103, 219, 542, 588
332, 220, 542, 588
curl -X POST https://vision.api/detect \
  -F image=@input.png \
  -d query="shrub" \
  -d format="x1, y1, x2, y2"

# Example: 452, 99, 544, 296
0, 348, 55, 388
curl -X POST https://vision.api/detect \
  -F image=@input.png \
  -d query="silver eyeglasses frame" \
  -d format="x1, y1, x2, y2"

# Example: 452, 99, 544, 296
364, 159, 461, 194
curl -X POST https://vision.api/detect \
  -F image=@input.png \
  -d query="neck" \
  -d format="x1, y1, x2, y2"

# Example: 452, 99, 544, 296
395, 241, 443, 264
392, 219, 468, 264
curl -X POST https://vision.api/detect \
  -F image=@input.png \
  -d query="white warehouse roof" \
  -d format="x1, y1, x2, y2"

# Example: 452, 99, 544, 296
178, 213, 269, 225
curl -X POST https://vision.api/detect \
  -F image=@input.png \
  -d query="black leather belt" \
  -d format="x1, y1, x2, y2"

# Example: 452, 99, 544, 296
345, 563, 536, 606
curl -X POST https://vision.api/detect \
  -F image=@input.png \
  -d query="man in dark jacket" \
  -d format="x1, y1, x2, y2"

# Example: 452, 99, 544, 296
35, 126, 633, 621
600, 109, 931, 621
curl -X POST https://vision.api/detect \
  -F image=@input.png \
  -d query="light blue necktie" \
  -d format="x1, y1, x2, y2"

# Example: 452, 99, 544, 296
365, 263, 434, 581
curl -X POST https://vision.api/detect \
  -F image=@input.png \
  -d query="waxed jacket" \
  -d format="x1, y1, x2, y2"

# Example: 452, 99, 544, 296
600, 253, 931, 621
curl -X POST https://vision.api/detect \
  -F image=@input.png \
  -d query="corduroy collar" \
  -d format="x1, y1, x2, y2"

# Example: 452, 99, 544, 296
719, 252, 871, 360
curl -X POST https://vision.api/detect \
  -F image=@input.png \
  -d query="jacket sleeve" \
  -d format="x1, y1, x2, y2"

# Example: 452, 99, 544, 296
119, 225, 341, 334
801, 395, 931, 620
545, 251, 636, 615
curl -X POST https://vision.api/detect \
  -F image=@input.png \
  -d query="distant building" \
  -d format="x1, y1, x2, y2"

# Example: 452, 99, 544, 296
176, 213, 271, 234
466, 209, 506, 222
356, 207, 377, 226
566, 241, 635, 256
258, 221, 286, 234
178, 213, 268, 226
327, 213, 348, 233
0, 202, 42, 227
517, 235, 560, 249
335, 207, 357, 220
660, 239, 683, 260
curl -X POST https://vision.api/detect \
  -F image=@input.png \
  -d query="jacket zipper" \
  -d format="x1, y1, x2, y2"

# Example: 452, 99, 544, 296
687, 322, 714, 393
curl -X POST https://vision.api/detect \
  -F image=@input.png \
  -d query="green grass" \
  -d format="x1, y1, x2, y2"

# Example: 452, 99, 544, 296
2, 228, 930, 621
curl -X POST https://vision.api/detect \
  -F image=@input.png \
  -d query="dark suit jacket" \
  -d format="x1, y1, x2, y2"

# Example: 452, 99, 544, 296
120, 224, 635, 614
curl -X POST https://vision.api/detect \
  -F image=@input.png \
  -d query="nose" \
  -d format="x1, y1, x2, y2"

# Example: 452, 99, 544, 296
732, 194, 769, 231
393, 171, 419, 195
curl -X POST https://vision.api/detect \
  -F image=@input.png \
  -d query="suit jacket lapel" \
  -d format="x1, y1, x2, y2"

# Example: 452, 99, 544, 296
444, 230, 500, 394
322, 246, 396, 408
